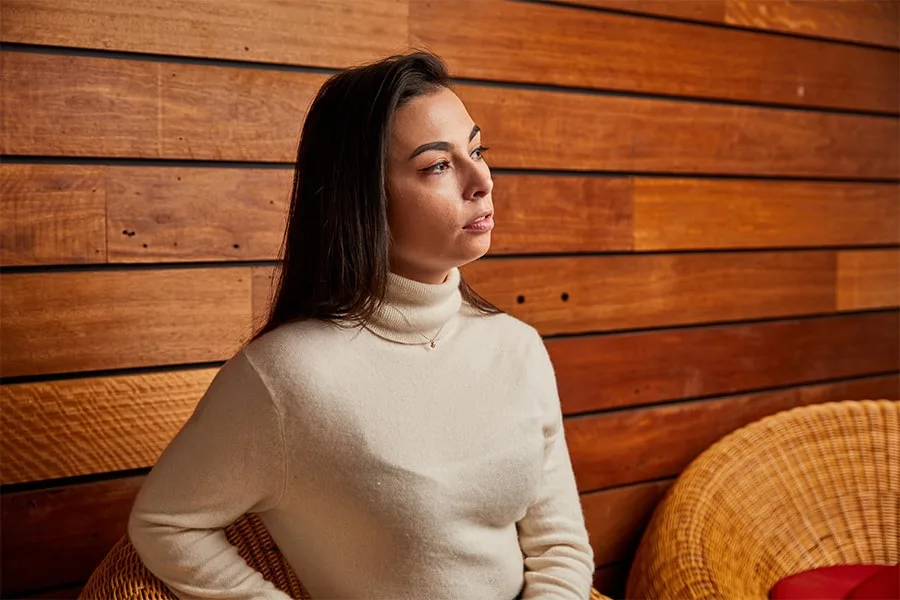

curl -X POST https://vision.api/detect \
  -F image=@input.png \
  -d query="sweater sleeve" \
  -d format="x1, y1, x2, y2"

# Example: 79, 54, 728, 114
127, 350, 291, 600
517, 332, 595, 599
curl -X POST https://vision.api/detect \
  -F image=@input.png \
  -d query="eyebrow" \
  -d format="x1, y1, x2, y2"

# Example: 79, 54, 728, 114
408, 125, 481, 160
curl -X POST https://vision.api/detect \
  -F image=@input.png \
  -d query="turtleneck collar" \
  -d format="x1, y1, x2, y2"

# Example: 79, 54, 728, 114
365, 267, 462, 345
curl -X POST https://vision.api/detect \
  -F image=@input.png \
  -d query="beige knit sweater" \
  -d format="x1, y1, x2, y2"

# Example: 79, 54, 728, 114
128, 267, 595, 599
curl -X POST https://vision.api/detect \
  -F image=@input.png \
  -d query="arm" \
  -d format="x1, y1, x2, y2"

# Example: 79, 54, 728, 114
128, 351, 291, 600
517, 332, 595, 599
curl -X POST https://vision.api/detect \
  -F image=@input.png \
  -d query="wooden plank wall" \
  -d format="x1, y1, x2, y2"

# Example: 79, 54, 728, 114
2, 1, 898, 597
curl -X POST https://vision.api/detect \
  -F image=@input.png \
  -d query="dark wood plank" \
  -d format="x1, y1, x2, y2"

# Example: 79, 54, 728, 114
464, 252, 836, 336
0, 0, 408, 67
0, 268, 252, 377
566, 373, 900, 492
582, 480, 672, 565
457, 83, 899, 179
5, 51, 897, 179
1, 369, 216, 484
18, 584, 84, 599
633, 180, 900, 250
593, 562, 630, 599
726, 0, 900, 48
0, 51, 328, 161
0, 476, 143, 597
0, 164, 107, 266
412, 0, 899, 114
551, 311, 900, 415
837, 249, 900, 311
560, 0, 725, 23
107, 166, 291, 263
491, 175, 633, 253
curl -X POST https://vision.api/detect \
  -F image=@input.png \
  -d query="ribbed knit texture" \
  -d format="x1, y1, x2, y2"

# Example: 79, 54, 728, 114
128, 267, 595, 599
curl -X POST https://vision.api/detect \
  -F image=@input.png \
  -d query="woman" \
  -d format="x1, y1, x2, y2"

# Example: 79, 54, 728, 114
128, 51, 594, 600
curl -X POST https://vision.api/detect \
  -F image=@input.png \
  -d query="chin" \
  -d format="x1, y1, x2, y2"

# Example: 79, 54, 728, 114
456, 235, 491, 266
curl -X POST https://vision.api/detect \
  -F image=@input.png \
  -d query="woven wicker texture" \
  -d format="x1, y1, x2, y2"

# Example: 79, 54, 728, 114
79, 513, 611, 599
626, 399, 899, 600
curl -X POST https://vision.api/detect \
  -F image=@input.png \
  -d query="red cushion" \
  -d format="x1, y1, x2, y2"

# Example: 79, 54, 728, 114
847, 564, 899, 599
769, 565, 885, 600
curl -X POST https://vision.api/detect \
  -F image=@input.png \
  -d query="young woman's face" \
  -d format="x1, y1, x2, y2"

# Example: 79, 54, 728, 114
386, 87, 494, 284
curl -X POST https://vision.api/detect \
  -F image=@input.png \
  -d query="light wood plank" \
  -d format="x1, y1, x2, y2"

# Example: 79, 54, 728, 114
0, 164, 107, 265
0, 0, 409, 68
413, 0, 899, 114
491, 175, 633, 253
0, 268, 252, 377
0, 476, 143, 597
566, 374, 900, 491
551, 311, 900, 415
726, 0, 900, 48
464, 252, 836, 336
837, 249, 900, 310
5, 51, 897, 179
559, 0, 725, 22
107, 167, 291, 263
458, 84, 899, 179
0, 368, 217, 484
582, 480, 672, 565
0, 51, 328, 161
633, 180, 900, 250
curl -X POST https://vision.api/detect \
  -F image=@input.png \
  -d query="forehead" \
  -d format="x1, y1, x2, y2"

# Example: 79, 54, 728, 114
390, 88, 475, 148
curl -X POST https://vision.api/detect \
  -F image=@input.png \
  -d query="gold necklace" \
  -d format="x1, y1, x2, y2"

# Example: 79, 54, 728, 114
365, 321, 446, 349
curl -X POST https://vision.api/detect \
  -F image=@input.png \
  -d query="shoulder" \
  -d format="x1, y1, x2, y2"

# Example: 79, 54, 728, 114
459, 309, 550, 365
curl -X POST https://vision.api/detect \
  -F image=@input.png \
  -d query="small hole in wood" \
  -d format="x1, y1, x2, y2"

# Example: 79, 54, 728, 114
244, 46, 250, 51
142, 243, 148, 248
561, 292, 569, 302
516, 295, 525, 304
233, 243, 241, 249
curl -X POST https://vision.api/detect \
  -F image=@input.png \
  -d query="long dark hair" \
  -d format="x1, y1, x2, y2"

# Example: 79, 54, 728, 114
251, 51, 500, 342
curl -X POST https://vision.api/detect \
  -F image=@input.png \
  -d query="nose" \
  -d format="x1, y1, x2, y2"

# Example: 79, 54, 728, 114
464, 159, 493, 202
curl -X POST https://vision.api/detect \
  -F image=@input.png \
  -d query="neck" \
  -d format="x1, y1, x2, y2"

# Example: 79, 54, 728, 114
366, 267, 462, 345
387, 261, 452, 286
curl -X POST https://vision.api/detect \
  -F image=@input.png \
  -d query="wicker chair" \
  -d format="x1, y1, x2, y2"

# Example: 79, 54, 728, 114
626, 399, 899, 599
80, 513, 610, 599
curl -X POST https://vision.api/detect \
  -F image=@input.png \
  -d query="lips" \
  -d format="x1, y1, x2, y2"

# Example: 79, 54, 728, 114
463, 211, 495, 232
464, 210, 493, 228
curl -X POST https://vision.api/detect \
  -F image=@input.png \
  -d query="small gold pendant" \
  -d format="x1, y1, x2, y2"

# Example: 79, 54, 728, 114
429, 340, 436, 349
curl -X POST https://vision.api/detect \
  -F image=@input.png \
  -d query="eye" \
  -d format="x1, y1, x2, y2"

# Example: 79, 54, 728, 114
471, 145, 490, 160
422, 160, 451, 174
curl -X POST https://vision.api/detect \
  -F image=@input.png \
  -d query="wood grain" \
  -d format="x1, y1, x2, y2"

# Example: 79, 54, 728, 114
491, 175, 633, 253
566, 373, 900, 492
726, 0, 900, 48
0, 268, 252, 377
1, 476, 143, 597
582, 480, 672, 565
1, 368, 217, 484
458, 84, 899, 179
107, 167, 291, 263
5, 51, 897, 179
0, 164, 107, 266
633, 180, 900, 250
837, 249, 900, 310
551, 311, 900, 415
0, 51, 327, 161
558, 0, 725, 22
0, 0, 408, 67
464, 252, 836, 336
412, 0, 899, 114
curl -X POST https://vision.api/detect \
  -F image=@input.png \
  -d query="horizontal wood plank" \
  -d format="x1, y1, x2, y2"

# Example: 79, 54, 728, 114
107, 166, 291, 263
0, 268, 253, 377
457, 84, 899, 179
726, 0, 900, 49
464, 252, 836, 336
413, 0, 899, 114
582, 480, 672, 565
0, 164, 107, 266
0, 51, 328, 161
551, 311, 900, 415
633, 179, 900, 250
0, 476, 143, 596
560, 0, 724, 22
19, 583, 84, 598
0, 0, 408, 67
4, 51, 897, 179
1, 368, 217, 485
566, 373, 900, 491
837, 249, 900, 310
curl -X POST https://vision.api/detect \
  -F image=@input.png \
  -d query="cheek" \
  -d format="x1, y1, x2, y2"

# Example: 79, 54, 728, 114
389, 177, 461, 241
